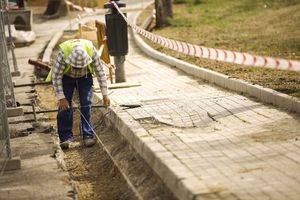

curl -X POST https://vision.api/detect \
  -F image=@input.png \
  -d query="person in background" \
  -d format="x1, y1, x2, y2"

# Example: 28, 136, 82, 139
47, 39, 110, 149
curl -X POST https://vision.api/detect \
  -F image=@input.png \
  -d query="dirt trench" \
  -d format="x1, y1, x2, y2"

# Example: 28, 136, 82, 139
35, 84, 177, 200
30, 25, 178, 199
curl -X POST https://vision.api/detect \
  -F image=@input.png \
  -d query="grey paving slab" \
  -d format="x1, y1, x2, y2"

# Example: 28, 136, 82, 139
0, 133, 73, 200
95, 31, 300, 199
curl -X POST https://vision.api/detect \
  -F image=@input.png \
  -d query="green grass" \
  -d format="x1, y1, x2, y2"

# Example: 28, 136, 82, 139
140, 0, 300, 97
162, 0, 300, 58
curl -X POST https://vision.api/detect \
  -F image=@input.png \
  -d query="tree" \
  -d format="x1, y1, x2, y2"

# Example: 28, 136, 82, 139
155, 0, 173, 28
194, 0, 201, 4
43, 0, 67, 19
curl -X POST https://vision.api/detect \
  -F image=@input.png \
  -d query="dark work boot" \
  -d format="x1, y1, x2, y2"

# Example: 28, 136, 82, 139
83, 137, 95, 147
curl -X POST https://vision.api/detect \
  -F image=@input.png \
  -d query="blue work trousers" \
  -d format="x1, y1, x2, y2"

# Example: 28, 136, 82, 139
57, 74, 94, 142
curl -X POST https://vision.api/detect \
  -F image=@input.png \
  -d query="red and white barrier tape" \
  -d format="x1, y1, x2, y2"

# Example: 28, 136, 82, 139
112, 2, 300, 72
65, 0, 101, 13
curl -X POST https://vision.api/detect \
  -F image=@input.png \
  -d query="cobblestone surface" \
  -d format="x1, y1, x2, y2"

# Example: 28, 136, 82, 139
101, 33, 300, 199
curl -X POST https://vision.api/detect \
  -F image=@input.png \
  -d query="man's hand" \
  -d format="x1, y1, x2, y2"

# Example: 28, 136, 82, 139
59, 98, 70, 110
103, 95, 110, 108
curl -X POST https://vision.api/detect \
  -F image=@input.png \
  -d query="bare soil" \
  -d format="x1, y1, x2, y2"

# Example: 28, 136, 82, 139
64, 139, 137, 200
246, 118, 300, 143
36, 85, 138, 200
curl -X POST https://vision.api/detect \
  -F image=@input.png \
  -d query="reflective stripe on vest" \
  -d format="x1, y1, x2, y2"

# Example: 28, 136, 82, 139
45, 39, 95, 82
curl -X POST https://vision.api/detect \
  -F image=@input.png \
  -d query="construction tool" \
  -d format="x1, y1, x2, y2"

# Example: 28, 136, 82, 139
14, 82, 52, 88
28, 59, 52, 71
24, 105, 105, 115
15, 81, 141, 89
24, 104, 141, 115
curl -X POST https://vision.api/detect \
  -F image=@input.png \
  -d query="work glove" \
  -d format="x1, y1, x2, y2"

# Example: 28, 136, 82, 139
103, 95, 110, 108
59, 98, 70, 110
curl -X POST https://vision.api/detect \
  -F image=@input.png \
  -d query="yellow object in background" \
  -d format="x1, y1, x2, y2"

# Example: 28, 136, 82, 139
95, 20, 114, 83
97, 0, 106, 8
95, 21, 110, 64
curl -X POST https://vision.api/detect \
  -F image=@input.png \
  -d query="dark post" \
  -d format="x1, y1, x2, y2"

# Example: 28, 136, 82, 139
104, 0, 128, 83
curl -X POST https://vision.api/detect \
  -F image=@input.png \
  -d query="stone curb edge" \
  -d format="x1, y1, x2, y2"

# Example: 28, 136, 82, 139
130, 11, 300, 115
97, 106, 207, 200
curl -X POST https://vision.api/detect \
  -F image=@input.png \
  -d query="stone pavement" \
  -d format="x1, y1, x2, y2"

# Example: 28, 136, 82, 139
96, 32, 300, 199
0, 11, 74, 200
0, 133, 74, 200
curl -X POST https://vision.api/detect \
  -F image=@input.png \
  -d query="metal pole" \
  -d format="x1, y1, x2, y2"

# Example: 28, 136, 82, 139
104, 0, 128, 83
0, 4, 11, 159
0, 0, 16, 106
114, 55, 126, 83
3, 0, 19, 76
31, 103, 37, 122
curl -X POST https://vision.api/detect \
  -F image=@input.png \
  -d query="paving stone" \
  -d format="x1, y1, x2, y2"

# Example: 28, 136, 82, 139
95, 28, 300, 200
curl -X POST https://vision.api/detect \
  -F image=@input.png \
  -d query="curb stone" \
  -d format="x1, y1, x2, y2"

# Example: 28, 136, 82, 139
100, 106, 207, 200
131, 10, 300, 115
52, 133, 78, 200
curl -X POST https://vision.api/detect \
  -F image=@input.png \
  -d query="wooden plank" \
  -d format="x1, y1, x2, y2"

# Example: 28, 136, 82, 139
14, 82, 51, 87
28, 59, 52, 71
94, 82, 141, 91
109, 82, 141, 89
7, 107, 24, 117
95, 21, 111, 64
11, 71, 21, 77
95, 20, 114, 83
0, 156, 21, 171
97, 0, 105, 8
23, 105, 105, 115
141, 10, 155, 31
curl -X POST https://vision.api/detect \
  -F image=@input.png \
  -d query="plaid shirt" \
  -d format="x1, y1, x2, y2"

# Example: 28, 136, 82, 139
52, 47, 108, 100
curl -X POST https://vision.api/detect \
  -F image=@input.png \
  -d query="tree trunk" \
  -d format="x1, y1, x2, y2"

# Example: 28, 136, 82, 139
164, 0, 173, 18
155, 0, 173, 28
43, 0, 67, 18
155, 0, 165, 28
194, 0, 201, 5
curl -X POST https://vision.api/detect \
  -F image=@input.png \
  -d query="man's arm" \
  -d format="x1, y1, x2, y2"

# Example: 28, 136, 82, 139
92, 47, 110, 107
92, 47, 108, 95
52, 51, 66, 100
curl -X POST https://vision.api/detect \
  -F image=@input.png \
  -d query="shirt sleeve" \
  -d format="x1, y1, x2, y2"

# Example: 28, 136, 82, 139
92, 47, 108, 96
52, 51, 66, 100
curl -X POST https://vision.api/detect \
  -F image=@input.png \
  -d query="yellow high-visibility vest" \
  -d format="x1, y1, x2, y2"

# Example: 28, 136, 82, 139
45, 39, 95, 82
